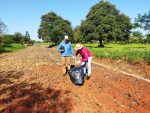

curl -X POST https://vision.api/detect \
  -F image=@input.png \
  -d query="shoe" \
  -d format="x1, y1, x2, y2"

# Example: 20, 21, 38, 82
65, 70, 68, 75
87, 76, 90, 80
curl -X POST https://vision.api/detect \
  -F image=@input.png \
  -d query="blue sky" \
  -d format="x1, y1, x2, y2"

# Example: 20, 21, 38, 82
0, 0, 150, 41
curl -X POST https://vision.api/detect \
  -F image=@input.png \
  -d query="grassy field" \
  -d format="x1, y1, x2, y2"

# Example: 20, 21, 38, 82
0, 43, 25, 53
40, 43, 150, 61
83, 43, 150, 61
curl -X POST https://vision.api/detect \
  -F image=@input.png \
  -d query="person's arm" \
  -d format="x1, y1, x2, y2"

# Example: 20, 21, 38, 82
75, 51, 79, 56
57, 42, 62, 53
70, 43, 74, 56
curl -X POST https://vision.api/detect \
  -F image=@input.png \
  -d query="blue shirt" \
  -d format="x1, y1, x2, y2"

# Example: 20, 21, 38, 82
58, 41, 74, 57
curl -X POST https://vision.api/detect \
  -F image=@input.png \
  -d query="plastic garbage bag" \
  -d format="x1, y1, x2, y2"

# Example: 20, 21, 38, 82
68, 66, 85, 86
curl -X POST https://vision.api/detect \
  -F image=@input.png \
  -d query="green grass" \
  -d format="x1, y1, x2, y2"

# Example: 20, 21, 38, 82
74, 43, 150, 62
39, 42, 54, 46
35, 43, 150, 61
0, 43, 25, 53
39, 42, 51, 46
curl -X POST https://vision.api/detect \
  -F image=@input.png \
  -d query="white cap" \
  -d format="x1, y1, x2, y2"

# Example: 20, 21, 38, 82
64, 35, 68, 40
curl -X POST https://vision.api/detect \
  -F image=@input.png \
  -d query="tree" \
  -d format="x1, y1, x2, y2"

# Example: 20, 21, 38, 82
73, 26, 84, 43
1, 34, 15, 44
134, 11, 150, 44
134, 11, 150, 34
0, 19, 7, 43
0, 19, 7, 36
132, 31, 143, 38
145, 33, 150, 44
38, 12, 73, 44
24, 31, 31, 43
13, 32, 24, 44
130, 31, 143, 43
80, 0, 132, 47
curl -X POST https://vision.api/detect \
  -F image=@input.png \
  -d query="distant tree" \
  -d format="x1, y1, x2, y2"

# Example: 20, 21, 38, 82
13, 32, 24, 44
116, 14, 133, 43
25, 31, 30, 39
132, 31, 143, 43
73, 26, 84, 43
0, 19, 7, 43
38, 12, 73, 44
80, 1, 132, 47
0, 19, 7, 36
131, 31, 143, 43
0, 36, 3, 43
134, 11, 150, 34
1, 34, 15, 44
145, 33, 150, 44
24, 31, 31, 43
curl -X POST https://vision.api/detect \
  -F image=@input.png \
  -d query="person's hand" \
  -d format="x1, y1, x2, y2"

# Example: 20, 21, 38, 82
60, 49, 64, 52
76, 60, 81, 64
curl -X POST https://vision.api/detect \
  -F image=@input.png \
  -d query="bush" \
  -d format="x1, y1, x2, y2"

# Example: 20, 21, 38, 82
144, 52, 150, 61
2, 35, 15, 44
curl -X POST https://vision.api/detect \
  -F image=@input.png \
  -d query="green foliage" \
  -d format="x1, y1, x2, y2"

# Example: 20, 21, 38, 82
0, 20, 33, 45
0, 43, 25, 53
84, 43, 150, 61
38, 12, 73, 44
0, 34, 15, 44
0, 32, 33, 45
80, 1, 132, 47
24, 31, 31, 44
13, 32, 24, 43
0, 19, 7, 36
130, 31, 143, 43
134, 11, 150, 33
73, 26, 84, 43
145, 33, 150, 44
143, 52, 150, 62
132, 31, 143, 38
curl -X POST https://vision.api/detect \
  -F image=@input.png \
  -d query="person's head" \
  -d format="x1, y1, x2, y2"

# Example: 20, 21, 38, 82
74, 43, 83, 52
64, 35, 69, 43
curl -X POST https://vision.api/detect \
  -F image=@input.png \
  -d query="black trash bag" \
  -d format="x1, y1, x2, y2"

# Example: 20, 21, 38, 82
68, 66, 85, 86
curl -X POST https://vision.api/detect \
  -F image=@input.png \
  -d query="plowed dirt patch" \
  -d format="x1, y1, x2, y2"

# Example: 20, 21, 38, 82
0, 45, 150, 113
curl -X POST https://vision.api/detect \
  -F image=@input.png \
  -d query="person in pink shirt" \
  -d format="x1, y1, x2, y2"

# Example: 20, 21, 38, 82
75, 43, 92, 80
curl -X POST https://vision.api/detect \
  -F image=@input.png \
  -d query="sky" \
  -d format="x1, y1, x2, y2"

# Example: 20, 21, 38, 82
0, 0, 150, 41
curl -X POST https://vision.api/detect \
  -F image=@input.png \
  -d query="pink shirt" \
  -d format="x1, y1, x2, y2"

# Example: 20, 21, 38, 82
76, 47, 92, 62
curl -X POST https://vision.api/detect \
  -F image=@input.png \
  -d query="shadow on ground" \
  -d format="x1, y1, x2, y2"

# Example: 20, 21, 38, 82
0, 71, 72, 113
85, 45, 112, 48
46, 45, 56, 48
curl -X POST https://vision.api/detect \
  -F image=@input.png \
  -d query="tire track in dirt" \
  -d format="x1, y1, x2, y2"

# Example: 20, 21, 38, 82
0, 44, 150, 113
92, 61, 150, 83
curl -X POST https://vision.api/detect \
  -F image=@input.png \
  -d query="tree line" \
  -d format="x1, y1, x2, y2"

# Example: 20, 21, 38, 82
0, 29, 34, 45
38, 0, 150, 47
0, 19, 34, 46
0, 1, 150, 47
0, 18, 35, 45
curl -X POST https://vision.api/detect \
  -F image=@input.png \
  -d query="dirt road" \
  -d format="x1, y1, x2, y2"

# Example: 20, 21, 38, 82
0, 44, 150, 113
